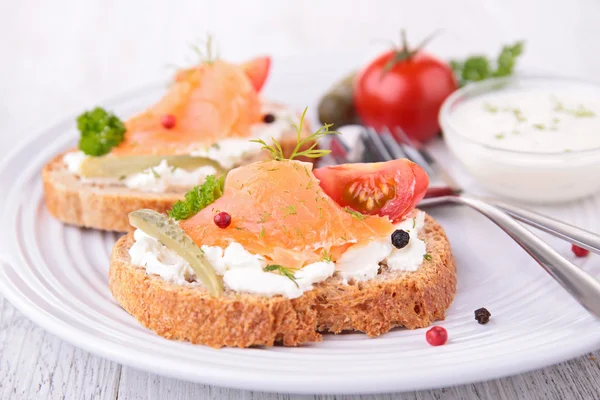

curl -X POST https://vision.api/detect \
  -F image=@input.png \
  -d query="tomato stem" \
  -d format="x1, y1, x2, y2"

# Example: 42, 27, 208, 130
383, 30, 441, 73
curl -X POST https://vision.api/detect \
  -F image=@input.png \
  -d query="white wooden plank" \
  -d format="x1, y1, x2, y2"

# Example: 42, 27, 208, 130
0, 296, 120, 400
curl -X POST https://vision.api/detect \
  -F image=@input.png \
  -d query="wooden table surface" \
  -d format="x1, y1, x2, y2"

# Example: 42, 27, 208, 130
2, 0, 600, 398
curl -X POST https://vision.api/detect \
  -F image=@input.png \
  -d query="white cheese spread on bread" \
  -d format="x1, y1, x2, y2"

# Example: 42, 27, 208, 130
128, 212, 427, 298
336, 211, 427, 281
63, 105, 297, 192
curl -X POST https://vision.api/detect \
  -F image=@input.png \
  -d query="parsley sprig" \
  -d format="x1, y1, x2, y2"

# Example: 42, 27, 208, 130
77, 107, 126, 156
450, 41, 524, 87
168, 175, 224, 220
251, 107, 339, 161
263, 264, 299, 287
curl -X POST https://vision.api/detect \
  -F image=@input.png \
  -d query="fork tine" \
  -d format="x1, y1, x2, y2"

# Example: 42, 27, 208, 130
379, 127, 409, 160
361, 128, 393, 162
328, 134, 350, 165
390, 125, 461, 191
389, 126, 437, 174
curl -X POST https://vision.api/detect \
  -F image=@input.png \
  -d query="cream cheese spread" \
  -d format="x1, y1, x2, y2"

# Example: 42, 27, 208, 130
128, 212, 427, 298
336, 211, 427, 281
63, 105, 298, 192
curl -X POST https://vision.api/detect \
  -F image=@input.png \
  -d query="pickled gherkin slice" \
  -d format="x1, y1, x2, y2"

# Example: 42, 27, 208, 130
317, 72, 360, 127
129, 209, 223, 296
79, 155, 226, 178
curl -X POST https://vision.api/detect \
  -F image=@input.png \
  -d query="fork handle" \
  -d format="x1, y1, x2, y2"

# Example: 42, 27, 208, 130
490, 201, 600, 255
450, 194, 600, 318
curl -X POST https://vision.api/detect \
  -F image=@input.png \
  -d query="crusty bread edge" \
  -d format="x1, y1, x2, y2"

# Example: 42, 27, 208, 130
314, 214, 456, 335
109, 233, 322, 348
109, 214, 456, 348
42, 153, 183, 232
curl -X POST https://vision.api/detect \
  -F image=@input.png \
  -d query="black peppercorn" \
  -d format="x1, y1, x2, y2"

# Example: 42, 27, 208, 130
263, 113, 275, 123
391, 229, 410, 249
474, 307, 491, 324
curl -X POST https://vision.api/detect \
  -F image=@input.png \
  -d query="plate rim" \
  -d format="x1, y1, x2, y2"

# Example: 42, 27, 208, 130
1, 80, 600, 394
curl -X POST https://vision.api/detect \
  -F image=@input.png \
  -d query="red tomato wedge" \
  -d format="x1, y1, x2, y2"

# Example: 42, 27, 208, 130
313, 159, 429, 222
240, 56, 271, 92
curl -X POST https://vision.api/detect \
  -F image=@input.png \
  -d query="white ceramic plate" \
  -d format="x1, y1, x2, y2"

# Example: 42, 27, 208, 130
1, 58, 600, 394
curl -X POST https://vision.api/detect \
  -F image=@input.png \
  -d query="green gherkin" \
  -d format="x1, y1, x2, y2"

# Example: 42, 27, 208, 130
129, 209, 223, 296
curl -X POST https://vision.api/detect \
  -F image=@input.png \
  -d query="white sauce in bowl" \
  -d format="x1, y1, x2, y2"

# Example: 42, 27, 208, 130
441, 77, 600, 203
451, 89, 600, 153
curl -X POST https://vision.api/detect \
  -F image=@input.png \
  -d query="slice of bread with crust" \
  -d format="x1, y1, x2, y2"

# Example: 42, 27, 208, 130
42, 124, 311, 232
109, 213, 456, 348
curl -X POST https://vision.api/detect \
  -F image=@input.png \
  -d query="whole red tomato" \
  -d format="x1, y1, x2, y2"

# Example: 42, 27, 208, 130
354, 49, 457, 142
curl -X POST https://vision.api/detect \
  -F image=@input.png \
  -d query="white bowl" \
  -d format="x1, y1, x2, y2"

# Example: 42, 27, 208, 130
439, 76, 600, 204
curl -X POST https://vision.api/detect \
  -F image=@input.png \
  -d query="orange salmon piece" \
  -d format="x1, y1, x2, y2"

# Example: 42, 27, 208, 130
112, 60, 262, 156
180, 160, 395, 269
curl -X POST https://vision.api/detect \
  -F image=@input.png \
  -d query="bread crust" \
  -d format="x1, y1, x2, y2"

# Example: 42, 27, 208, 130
109, 214, 456, 348
109, 233, 322, 348
314, 214, 456, 335
42, 153, 183, 232
42, 120, 312, 232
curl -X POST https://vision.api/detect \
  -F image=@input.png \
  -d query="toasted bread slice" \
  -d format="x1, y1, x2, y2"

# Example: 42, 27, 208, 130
108, 213, 456, 348
42, 125, 311, 232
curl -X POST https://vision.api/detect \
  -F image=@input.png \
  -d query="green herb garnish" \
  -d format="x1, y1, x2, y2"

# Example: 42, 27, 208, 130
495, 133, 505, 140
532, 123, 546, 130
555, 101, 595, 118
450, 41, 524, 87
167, 175, 225, 220
483, 103, 498, 113
190, 34, 218, 64
423, 254, 433, 261
258, 213, 271, 223
150, 167, 161, 178
251, 107, 339, 161
260, 225, 265, 238
344, 207, 366, 220
283, 205, 297, 217
77, 107, 126, 156
263, 265, 299, 287
511, 108, 527, 122
321, 249, 332, 262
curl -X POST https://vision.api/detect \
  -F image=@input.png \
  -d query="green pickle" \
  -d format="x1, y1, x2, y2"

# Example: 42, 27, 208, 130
79, 155, 226, 178
128, 209, 223, 296
317, 72, 360, 127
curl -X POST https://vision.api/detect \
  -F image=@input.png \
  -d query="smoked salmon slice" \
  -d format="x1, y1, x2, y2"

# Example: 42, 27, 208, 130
180, 160, 395, 269
111, 60, 262, 156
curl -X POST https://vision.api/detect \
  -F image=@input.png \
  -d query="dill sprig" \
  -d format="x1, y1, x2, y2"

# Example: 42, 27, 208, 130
263, 265, 299, 287
344, 207, 366, 220
283, 205, 297, 217
321, 249, 332, 262
251, 107, 340, 161
190, 34, 218, 64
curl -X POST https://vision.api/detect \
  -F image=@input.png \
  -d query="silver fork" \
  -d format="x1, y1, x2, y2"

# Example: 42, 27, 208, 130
329, 126, 600, 318
376, 126, 600, 255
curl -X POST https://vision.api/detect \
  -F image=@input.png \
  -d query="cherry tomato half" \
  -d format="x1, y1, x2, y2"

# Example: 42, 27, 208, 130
313, 159, 429, 222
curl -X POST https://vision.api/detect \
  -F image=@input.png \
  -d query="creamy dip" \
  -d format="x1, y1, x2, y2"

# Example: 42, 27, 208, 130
442, 78, 600, 203
451, 89, 600, 153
